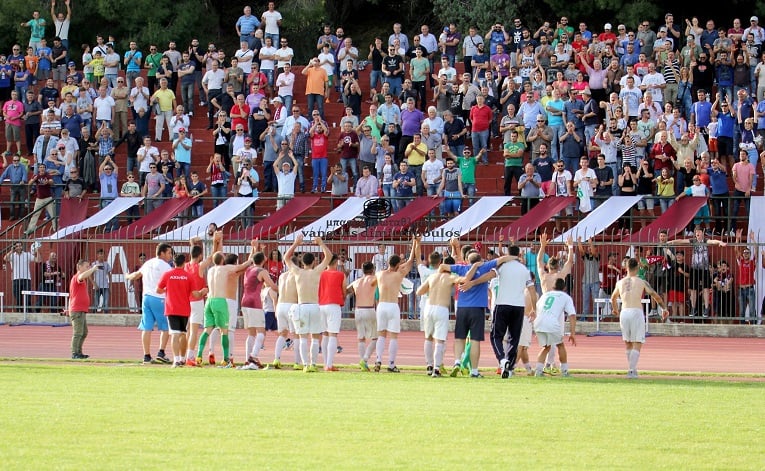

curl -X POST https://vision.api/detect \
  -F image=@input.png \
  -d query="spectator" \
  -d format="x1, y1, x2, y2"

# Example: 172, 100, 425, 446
274, 150, 298, 210
187, 171, 207, 218
26, 163, 57, 235
392, 160, 416, 212
142, 159, 165, 214
120, 172, 141, 223
735, 230, 756, 323
355, 165, 379, 198
327, 162, 349, 208
92, 249, 112, 312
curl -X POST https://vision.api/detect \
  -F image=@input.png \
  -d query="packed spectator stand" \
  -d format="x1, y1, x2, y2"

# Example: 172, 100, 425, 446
1, 4, 764, 326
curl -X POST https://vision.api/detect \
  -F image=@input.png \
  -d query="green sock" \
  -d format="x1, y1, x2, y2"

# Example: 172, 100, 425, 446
222, 334, 230, 361
197, 332, 209, 358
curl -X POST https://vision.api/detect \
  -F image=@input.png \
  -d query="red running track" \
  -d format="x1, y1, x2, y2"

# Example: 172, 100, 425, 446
0, 325, 763, 374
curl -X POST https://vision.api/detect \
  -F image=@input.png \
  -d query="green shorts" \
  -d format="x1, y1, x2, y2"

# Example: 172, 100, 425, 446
204, 297, 229, 329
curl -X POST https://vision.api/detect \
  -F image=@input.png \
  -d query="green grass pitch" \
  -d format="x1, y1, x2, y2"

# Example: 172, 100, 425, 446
1, 363, 762, 470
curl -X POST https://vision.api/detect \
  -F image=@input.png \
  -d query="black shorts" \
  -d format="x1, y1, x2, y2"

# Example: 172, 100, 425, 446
717, 136, 733, 156
167, 315, 189, 333
264, 311, 277, 331
690, 268, 712, 289
454, 307, 486, 341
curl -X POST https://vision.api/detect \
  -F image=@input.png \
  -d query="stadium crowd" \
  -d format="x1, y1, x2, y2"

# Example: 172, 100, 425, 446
1, 4, 763, 373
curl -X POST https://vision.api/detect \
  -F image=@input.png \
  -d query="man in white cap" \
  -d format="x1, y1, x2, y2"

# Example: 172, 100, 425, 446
599, 24, 616, 46
744, 16, 765, 46
271, 96, 287, 133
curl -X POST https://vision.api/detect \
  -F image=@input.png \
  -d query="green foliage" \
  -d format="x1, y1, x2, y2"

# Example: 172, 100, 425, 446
432, 0, 521, 32
279, 0, 329, 63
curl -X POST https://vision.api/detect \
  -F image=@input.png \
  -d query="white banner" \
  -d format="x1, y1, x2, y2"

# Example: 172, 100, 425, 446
423, 196, 513, 242
154, 197, 257, 241
749, 197, 765, 319
552, 196, 643, 243
280, 197, 367, 242
41, 197, 143, 240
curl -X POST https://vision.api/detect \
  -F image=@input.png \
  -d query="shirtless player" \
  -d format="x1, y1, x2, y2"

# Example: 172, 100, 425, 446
271, 256, 301, 369
349, 261, 378, 371
537, 232, 574, 373
284, 234, 332, 373
375, 236, 419, 373
611, 258, 668, 379
416, 256, 459, 377
196, 242, 254, 368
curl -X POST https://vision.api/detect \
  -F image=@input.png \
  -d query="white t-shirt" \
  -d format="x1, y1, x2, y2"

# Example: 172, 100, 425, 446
318, 52, 335, 77
274, 47, 294, 69
140, 257, 172, 298
53, 18, 71, 40
93, 96, 116, 120
259, 46, 276, 71
534, 290, 576, 333
276, 171, 296, 196
234, 49, 254, 74
641, 72, 666, 103
9, 251, 34, 280
574, 168, 597, 197
417, 264, 436, 306
202, 69, 226, 91
129, 86, 150, 113
138, 146, 159, 172
494, 260, 532, 306
422, 159, 445, 185
261, 10, 282, 34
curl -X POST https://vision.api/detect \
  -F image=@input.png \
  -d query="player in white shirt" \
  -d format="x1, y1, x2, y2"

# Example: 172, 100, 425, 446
533, 278, 577, 377
416, 251, 442, 374
125, 243, 175, 364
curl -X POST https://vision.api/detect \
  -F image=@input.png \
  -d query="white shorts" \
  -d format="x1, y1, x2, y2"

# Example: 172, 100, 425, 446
355, 307, 376, 339
423, 304, 449, 341
620, 307, 646, 343
536, 331, 563, 348
320, 304, 341, 333
242, 307, 265, 328
519, 315, 532, 347
376, 302, 401, 334
293, 303, 323, 335
227, 298, 238, 331
276, 302, 295, 332
190, 300, 204, 325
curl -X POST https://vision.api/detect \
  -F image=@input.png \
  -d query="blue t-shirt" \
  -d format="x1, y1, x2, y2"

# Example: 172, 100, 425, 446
707, 168, 728, 195
450, 259, 498, 308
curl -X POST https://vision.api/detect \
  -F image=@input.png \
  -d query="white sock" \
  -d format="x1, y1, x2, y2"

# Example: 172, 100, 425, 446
470, 368, 478, 375
626, 349, 632, 370
252, 333, 265, 358
299, 338, 309, 366
294, 341, 302, 365
326, 336, 338, 367
536, 362, 544, 374
546, 345, 557, 365
434, 343, 445, 368
310, 339, 320, 365
274, 336, 286, 360
246, 335, 255, 359
209, 329, 220, 355
561, 362, 569, 373
321, 335, 329, 361
375, 337, 385, 363
358, 341, 366, 360
364, 341, 376, 361
424, 340, 434, 367
524, 362, 533, 372
389, 338, 398, 366
629, 350, 640, 372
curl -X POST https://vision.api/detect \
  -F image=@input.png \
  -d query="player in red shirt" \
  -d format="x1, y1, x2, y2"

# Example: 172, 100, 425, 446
184, 241, 216, 366
318, 254, 348, 371
157, 254, 208, 367
68, 259, 100, 359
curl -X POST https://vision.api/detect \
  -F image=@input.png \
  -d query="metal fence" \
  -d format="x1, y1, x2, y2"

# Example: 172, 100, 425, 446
1, 223, 763, 327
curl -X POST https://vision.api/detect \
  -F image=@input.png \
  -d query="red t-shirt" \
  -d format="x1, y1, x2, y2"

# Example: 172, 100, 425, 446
338, 131, 359, 159
184, 262, 206, 301
469, 104, 493, 132
157, 268, 195, 317
737, 257, 756, 286
267, 259, 282, 283
311, 132, 329, 158
231, 103, 250, 131
69, 274, 90, 313
241, 266, 265, 309
319, 269, 346, 306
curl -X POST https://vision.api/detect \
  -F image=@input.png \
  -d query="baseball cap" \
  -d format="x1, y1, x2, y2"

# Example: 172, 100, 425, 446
582, 88, 592, 95
68, 61, 76, 66
604, 23, 612, 30
271, 97, 283, 104
659, 27, 667, 32
244, 137, 252, 142
178, 127, 186, 133
752, 16, 759, 22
